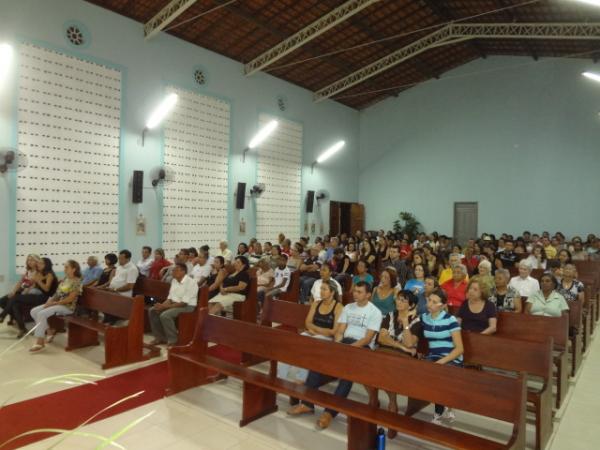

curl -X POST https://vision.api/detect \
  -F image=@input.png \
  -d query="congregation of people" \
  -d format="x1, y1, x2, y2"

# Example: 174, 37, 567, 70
0, 229, 596, 426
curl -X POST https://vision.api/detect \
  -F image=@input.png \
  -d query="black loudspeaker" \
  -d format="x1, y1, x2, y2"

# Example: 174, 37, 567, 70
236, 182, 246, 209
132, 170, 143, 204
306, 190, 315, 213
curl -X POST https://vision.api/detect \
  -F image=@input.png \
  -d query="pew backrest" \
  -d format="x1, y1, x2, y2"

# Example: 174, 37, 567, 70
195, 310, 525, 425
80, 287, 138, 320
496, 311, 568, 350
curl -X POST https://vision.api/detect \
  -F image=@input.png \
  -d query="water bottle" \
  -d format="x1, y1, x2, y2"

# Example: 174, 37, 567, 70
376, 427, 386, 450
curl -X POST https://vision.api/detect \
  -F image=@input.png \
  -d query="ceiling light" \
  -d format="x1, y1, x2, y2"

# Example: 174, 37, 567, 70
312, 140, 345, 173
582, 71, 600, 82
573, 0, 600, 7
248, 120, 278, 149
146, 93, 178, 129
243, 120, 279, 162
0, 43, 14, 83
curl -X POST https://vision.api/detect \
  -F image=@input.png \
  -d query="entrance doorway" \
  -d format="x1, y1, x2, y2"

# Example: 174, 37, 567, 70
453, 202, 478, 246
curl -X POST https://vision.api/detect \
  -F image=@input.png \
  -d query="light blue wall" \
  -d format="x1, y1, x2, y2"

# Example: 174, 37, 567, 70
0, 0, 359, 290
359, 56, 600, 238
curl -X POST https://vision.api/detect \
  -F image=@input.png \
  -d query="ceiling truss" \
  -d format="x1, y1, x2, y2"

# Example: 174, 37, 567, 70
314, 22, 600, 102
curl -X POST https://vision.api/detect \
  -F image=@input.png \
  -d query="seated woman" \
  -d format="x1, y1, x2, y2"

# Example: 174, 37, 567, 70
95, 253, 118, 288
248, 242, 264, 265
557, 249, 573, 268
416, 276, 437, 316
404, 263, 426, 295
206, 256, 227, 300
422, 244, 437, 276
237, 243, 250, 258
148, 248, 171, 280
489, 268, 522, 312
29, 260, 83, 352
352, 259, 374, 287
404, 288, 464, 425
557, 263, 584, 303
0, 254, 41, 324
269, 245, 282, 270
526, 273, 569, 317
345, 242, 359, 265
287, 243, 305, 271
524, 244, 547, 270
371, 268, 398, 316
457, 279, 497, 334
1, 257, 58, 338
377, 290, 419, 437
470, 259, 495, 295
278, 280, 343, 382
310, 264, 342, 303
359, 238, 377, 270
208, 256, 250, 315
376, 238, 389, 265
255, 258, 274, 296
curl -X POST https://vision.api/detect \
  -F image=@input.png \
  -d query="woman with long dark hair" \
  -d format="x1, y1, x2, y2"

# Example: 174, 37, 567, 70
1, 257, 58, 338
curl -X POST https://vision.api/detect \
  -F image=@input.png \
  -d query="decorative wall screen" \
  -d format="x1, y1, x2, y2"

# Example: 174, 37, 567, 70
256, 114, 302, 243
162, 86, 229, 256
15, 43, 121, 271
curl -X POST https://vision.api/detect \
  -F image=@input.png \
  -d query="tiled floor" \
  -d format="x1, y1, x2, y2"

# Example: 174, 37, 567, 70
1, 320, 598, 450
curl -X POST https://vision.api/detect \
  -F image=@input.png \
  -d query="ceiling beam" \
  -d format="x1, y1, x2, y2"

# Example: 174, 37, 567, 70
144, 0, 198, 40
315, 22, 600, 102
421, 0, 487, 59
495, 0, 538, 60
244, 0, 382, 76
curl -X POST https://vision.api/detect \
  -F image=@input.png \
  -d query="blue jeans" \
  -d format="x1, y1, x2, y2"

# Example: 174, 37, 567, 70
301, 338, 368, 417
299, 276, 317, 304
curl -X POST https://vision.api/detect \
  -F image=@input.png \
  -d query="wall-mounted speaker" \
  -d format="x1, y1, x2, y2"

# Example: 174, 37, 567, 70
306, 190, 315, 213
132, 170, 143, 204
236, 182, 246, 209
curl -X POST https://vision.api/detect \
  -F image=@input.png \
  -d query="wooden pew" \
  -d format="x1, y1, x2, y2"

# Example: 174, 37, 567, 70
277, 270, 301, 303
168, 309, 527, 450
568, 298, 584, 376
462, 333, 554, 450
63, 287, 159, 369
496, 312, 569, 409
261, 298, 553, 450
132, 277, 170, 332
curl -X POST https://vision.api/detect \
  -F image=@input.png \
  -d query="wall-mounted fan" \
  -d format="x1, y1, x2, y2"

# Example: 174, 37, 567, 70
0, 148, 27, 174
250, 183, 266, 197
150, 166, 176, 187
316, 190, 329, 202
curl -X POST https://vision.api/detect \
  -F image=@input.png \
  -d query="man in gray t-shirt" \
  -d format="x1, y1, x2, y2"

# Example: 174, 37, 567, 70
287, 281, 382, 429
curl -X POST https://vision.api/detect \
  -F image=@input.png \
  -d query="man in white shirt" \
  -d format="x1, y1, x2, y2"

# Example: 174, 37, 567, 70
136, 246, 153, 277
261, 255, 291, 303
288, 281, 382, 428
191, 253, 211, 286
149, 263, 199, 346
216, 241, 233, 264
508, 260, 540, 298
104, 250, 139, 297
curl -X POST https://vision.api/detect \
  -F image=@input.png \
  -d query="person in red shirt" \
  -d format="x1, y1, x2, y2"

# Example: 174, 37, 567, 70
441, 264, 468, 309
149, 248, 172, 280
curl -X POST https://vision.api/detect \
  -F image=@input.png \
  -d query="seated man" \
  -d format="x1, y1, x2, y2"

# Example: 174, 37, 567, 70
260, 255, 290, 303
149, 263, 198, 346
82, 256, 103, 287
498, 240, 518, 268
287, 282, 382, 429
508, 260, 540, 298
136, 246, 153, 277
438, 253, 462, 285
99, 249, 139, 323
298, 246, 322, 303
191, 253, 211, 287
383, 245, 409, 286
331, 247, 352, 285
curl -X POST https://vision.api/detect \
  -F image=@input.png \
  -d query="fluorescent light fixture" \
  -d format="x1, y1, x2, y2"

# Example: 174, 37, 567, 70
317, 140, 345, 163
582, 71, 600, 82
248, 120, 278, 149
574, 0, 600, 7
0, 43, 14, 82
146, 93, 178, 129
311, 140, 345, 173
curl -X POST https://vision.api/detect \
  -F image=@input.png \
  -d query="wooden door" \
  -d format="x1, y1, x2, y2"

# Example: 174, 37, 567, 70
329, 201, 340, 236
350, 203, 364, 236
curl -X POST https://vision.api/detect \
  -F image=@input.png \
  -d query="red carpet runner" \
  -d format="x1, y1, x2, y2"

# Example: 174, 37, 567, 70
0, 345, 241, 449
